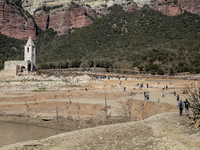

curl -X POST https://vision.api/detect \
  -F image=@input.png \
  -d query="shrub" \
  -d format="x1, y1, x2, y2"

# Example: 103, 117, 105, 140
138, 66, 144, 71
157, 69, 164, 75
150, 69, 156, 75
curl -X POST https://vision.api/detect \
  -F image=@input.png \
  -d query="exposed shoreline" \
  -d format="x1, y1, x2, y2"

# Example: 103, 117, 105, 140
2, 112, 200, 150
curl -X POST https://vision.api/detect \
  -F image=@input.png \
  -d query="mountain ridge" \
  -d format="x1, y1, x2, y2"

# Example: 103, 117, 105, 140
0, 0, 199, 39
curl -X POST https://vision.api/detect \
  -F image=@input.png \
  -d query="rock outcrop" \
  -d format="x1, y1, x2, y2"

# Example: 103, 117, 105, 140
180, 0, 200, 15
34, 5, 95, 34
150, 0, 200, 16
23, 0, 151, 14
124, 4, 139, 13
33, 11, 49, 31
0, 2, 36, 39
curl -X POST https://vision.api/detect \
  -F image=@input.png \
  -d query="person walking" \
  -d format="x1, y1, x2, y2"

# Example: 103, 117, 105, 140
145, 94, 147, 100
178, 100, 184, 116
184, 99, 190, 116
124, 87, 126, 92
174, 91, 176, 96
177, 94, 179, 101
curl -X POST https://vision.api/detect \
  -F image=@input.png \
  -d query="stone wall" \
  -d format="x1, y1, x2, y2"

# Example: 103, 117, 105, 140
4, 61, 27, 71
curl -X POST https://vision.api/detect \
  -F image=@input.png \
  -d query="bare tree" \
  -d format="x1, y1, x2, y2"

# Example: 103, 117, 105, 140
141, 103, 145, 120
183, 80, 200, 122
118, 92, 135, 121
56, 100, 59, 134
66, 98, 76, 130
34, 99, 37, 105
65, 98, 81, 130
25, 100, 29, 109
76, 101, 81, 129
105, 90, 111, 121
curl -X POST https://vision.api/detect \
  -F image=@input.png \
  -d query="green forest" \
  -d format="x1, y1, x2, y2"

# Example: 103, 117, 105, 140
1, 5, 200, 75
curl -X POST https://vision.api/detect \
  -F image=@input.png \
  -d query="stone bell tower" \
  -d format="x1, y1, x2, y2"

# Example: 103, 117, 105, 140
24, 37, 36, 71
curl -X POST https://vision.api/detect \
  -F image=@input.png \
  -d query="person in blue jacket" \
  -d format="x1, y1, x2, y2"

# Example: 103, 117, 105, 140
178, 100, 184, 116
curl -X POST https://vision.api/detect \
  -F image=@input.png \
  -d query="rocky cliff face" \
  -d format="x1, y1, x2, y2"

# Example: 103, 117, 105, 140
180, 0, 200, 15
150, 0, 200, 16
34, 5, 95, 34
0, 0, 200, 39
22, 0, 151, 14
0, 2, 36, 39
33, 11, 49, 31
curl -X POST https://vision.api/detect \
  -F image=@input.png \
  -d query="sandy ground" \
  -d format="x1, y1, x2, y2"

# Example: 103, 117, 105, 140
0, 72, 199, 149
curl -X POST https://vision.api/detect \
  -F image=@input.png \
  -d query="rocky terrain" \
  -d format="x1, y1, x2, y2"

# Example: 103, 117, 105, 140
0, 2, 36, 39
22, 0, 151, 14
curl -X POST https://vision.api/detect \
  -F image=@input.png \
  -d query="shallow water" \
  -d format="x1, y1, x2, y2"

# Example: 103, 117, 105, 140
0, 121, 62, 147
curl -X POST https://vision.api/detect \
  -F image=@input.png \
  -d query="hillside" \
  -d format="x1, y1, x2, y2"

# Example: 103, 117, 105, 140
1, 5, 200, 74
0, 34, 25, 69
35, 6, 200, 75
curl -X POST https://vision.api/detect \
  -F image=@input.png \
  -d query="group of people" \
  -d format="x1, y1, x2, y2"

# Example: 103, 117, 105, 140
161, 85, 168, 97
162, 85, 168, 90
178, 99, 190, 116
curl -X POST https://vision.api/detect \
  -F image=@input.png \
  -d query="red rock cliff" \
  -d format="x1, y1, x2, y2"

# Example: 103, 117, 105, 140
34, 5, 95, 34
150, 0, 200, 16
0, 2, 36, 39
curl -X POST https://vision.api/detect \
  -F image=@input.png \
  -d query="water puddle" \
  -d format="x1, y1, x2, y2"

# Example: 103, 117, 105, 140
0, 121, 63, 147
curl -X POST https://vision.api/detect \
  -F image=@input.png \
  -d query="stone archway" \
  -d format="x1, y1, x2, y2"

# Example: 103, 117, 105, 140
28, 63, 31, 71
21, 66, 26, 72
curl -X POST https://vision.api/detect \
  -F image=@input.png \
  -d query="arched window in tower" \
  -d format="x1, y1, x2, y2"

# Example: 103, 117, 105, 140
27, 47, 29, 52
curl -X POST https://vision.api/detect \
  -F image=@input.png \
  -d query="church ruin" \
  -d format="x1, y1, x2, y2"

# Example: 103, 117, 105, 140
4, 37, 36, 75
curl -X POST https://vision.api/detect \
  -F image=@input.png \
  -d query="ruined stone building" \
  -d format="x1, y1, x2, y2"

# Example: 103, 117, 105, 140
4, 37, 36, 74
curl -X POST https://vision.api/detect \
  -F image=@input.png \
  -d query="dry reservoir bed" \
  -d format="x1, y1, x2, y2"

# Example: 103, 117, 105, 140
0, 73, 199, 149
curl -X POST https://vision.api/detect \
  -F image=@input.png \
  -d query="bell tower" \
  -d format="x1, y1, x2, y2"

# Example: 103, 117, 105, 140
24, 37, 36, 71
